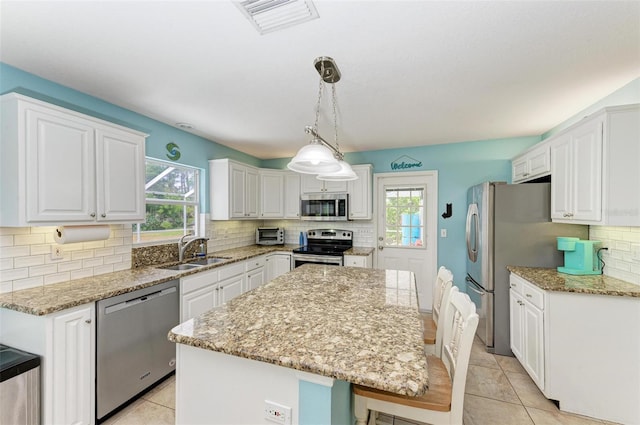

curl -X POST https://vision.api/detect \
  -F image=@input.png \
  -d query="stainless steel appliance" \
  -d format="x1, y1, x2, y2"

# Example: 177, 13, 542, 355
300, 193, 349, 221
256, 227, 284, 245
465, 182, 587, 355
292, 229, 353, 267
96, 279, 179, 420
0, 344, 40, 425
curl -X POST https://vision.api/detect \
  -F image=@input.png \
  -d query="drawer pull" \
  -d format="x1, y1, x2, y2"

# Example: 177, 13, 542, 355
526, 293, 532, 298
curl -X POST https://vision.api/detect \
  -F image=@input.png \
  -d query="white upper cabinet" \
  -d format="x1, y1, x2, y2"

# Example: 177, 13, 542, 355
511, 141, 551, 183
550, 104, 639, 225
300, 174, 347, 193
347, 164, 373, 220
283, 172, 301, 219
0, 93, 146, 226
259, 170, 285, 218
210, 159, 260, 220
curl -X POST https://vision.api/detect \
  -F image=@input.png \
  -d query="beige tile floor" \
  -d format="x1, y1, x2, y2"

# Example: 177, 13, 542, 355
101, 337, 618, 425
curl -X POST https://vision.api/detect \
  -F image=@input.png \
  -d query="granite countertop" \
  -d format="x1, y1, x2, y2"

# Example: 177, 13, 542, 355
508, 266, 640, 298
344, 247, 375, 256
169, 264, 428, 397
0, 243, 377, 316
0, 244, 298, 316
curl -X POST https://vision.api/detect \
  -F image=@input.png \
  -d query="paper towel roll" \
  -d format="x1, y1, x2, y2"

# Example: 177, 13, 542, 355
54, 225, 111, 244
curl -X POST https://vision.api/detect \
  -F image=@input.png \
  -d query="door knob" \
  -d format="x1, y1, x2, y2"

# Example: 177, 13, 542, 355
378, 237, 383, 241
378, 246, 384, 251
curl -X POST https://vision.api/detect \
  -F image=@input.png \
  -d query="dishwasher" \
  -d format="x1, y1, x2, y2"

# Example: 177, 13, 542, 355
96, 279, 179, 421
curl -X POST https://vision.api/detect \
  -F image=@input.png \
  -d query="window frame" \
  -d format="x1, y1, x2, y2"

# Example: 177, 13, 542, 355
133, 157, 201, 245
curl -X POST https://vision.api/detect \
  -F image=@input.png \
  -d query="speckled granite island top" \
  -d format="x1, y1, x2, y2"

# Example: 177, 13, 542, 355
508, 266, 640, 297
169, 264, 428, 397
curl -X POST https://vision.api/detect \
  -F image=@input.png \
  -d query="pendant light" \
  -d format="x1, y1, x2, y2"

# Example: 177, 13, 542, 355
287, 57, 358, 181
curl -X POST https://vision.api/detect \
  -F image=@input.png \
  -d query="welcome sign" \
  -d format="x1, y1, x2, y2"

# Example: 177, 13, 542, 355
391, 155, 422, 170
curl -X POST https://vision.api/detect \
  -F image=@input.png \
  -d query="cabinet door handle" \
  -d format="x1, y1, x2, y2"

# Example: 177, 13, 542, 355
526, 293, 532, 298
85, 319, 92, 324
90, 213, 96, 218
101, 213, 106, 218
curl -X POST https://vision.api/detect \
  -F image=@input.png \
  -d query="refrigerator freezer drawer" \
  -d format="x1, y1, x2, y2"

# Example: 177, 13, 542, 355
466, 276, 494, 352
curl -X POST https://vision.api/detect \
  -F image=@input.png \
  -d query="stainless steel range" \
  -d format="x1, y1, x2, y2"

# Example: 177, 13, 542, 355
292, 229, 353, 268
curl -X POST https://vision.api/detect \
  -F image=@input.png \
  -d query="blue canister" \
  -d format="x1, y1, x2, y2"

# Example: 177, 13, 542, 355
299, 232, 304, 246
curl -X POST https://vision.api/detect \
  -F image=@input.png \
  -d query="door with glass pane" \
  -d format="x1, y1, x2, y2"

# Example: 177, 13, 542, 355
376, 172, 438, 310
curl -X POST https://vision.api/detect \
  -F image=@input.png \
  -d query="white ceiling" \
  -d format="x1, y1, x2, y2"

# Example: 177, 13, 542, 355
1, 1, 639, 159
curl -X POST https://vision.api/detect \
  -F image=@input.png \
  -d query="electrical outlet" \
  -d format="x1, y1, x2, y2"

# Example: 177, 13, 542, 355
440, 229, 447, 238
264, 400, 291, 425
50, 245, 64, 260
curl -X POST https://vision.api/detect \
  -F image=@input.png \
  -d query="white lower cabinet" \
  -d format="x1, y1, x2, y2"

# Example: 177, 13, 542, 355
343, 253, 372, 268
0, 303, 95, 425
218, 274, 244, 303
509, 274, 544, 390
51, 305, 95, 425
181, 263, 246, 321
509, 272, 640, 424
246, 255, 266, 291
265, 253, 291, 281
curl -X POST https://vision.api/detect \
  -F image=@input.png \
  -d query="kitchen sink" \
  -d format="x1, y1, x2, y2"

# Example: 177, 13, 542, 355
160, 263, 203, 271
158, 257, 230, 271
188, 257, 229, 266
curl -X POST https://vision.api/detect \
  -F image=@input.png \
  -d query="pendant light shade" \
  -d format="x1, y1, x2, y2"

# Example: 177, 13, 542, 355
287, 140, 341, 174
288, 57, 358, 181
317, 160, 358, 181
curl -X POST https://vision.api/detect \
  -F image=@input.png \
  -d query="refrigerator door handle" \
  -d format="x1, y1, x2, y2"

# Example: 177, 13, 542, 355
466, 203, 479, 262
466, 277, 485, 296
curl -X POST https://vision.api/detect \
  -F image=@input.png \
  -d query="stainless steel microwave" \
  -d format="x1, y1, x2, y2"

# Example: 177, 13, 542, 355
300, 193, 349, 221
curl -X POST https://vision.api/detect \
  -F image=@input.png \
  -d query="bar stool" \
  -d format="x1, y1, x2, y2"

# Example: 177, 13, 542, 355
422, 266, 453, 354
353, 288, 479, 425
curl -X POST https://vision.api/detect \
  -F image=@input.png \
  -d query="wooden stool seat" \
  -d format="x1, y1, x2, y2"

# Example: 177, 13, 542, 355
421, 312, 437, 344
353, 355, 452, 412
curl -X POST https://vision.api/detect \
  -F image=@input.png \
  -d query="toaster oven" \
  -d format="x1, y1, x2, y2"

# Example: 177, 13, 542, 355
256, 227, 284, 245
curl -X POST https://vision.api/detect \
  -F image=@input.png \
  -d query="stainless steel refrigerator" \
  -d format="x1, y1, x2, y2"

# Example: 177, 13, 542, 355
465, 182, 587, 356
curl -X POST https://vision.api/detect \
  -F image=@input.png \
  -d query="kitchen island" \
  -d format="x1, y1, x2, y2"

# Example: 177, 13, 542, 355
169, 264, 428, 425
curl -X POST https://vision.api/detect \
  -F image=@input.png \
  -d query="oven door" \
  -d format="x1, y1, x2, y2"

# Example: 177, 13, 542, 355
292, 254, 343, 268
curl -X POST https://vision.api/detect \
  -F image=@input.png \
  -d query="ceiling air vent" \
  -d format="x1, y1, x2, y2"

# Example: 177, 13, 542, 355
234, 0, 319, 35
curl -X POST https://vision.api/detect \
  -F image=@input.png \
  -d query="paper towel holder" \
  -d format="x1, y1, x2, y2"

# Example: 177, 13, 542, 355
54, 225, 111, 244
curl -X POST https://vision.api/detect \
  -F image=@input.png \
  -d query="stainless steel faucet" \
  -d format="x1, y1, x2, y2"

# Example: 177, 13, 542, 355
178, 234, 209, 262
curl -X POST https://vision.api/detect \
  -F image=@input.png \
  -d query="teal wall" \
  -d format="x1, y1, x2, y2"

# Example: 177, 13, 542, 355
298, 380, 352, 425
0, 62, 261, 212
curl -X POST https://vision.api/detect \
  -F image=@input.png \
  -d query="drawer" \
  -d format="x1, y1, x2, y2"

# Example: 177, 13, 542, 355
181, 268, 219, 294
509, 274, 525, 296
344, 255, 366, 267
245, 255, 266, 272
218, 262, 245, 280
522, 281, 544, 310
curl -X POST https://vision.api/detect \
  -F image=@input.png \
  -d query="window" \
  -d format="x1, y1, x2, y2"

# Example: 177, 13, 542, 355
384, 187, 425, 248
133, 158, 200, 244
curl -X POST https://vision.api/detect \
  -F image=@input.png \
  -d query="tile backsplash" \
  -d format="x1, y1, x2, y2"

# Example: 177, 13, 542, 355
262, 219, 375, 247
589, 226, 640, 285
0, 225, 132, 294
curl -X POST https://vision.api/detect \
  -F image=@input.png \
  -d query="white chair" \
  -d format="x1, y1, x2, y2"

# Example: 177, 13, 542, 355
354, 288, 479, 425
422, 266, 453, 351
